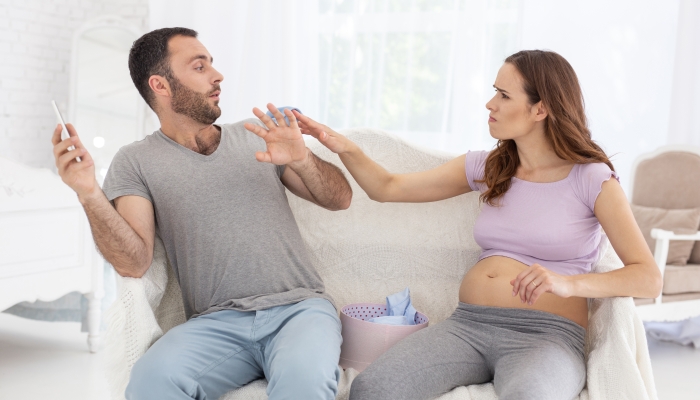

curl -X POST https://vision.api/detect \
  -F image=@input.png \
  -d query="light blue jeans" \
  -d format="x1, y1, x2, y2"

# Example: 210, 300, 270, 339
125, 298, 342, 400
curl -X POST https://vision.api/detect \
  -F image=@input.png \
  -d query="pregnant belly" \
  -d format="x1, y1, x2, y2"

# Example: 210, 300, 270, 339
459, 256, 589, 328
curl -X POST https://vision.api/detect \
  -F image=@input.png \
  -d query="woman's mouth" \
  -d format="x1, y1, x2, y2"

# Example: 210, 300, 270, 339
488, 116, 496, 122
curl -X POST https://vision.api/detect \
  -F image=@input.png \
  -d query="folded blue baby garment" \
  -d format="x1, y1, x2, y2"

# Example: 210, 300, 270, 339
369, 287, 417, 326
644, 315, 700, 348
265, 106, 302, 125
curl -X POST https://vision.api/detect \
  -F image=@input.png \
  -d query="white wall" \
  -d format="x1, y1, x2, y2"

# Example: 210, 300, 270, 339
0, 0, 148, 170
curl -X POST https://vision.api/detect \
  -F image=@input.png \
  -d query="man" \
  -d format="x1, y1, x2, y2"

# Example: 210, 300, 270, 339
51, 27, 352, 399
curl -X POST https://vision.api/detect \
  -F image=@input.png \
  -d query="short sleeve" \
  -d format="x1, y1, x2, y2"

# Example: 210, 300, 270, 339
465, 150, 490, 192
573, 162, 620, 212
102, 149, 152, 204
277, 164, 286, 179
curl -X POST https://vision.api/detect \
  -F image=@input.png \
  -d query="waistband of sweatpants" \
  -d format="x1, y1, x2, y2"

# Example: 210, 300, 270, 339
452, 302, 586, 344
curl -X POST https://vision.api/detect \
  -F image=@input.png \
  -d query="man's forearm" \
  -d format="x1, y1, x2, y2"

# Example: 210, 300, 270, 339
288, 149, 352, 210
79, 190, 150, 277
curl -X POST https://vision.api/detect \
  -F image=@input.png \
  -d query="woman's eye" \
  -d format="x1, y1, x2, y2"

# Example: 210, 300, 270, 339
501, 93, 509, 99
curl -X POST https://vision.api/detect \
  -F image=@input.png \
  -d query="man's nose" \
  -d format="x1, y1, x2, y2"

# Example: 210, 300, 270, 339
213, 67, 224, 84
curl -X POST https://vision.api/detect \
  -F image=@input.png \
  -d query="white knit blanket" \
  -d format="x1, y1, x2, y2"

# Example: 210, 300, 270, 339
104, 129, 657, 400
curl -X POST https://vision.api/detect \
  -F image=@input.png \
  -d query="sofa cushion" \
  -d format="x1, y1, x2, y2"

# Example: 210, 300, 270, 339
630, 204, 700, 265
662, 264, 700, 294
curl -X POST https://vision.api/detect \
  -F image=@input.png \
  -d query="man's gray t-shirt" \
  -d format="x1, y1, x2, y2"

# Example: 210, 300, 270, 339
102, 119, 334, 319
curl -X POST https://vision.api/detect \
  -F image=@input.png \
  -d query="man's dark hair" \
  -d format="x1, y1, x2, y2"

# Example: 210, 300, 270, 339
128, 27, 198, 111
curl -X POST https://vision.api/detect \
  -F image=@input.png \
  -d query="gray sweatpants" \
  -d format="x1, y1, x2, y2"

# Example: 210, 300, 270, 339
349, 302, 586, 400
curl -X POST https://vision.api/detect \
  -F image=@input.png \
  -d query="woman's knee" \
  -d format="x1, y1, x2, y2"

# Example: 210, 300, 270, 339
495, 356, 585, 400
498, 376, 585, 400
349, 370, 388, 400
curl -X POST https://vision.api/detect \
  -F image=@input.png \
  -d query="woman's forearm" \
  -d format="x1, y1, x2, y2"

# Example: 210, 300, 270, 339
339, 144, 397, 202
570, 263, 662, 299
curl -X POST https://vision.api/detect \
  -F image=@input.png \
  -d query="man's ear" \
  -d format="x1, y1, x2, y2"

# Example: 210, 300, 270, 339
532, 101, 548, 122
148, 75, 171, 99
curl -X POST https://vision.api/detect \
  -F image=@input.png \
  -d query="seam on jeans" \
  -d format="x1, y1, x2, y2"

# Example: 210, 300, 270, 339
318, 299, 342, 332
251, 312, 258, 342
188, 379, 199, 398
263, 306, 276, 327
193, 346, 249, 381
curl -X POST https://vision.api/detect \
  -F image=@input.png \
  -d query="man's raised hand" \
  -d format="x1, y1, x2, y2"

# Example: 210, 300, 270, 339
51, 123, 99, 201
292, 111, 353, 155
244, 103, 308, 165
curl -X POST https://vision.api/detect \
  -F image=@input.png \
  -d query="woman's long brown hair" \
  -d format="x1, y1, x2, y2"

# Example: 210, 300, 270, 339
477, 50, 614, 206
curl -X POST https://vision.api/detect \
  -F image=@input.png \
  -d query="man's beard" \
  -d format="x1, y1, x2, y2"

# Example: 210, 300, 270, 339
168, 76, 221, 125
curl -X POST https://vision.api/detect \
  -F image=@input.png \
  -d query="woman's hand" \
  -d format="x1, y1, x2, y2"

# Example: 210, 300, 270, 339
510, 264, 575, 305
292, 110, 354, 154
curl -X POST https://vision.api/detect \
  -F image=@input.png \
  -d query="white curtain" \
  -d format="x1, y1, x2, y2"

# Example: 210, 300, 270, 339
314, 0, 520, 152
148, 0, 520, 152
148, 0, 696, 188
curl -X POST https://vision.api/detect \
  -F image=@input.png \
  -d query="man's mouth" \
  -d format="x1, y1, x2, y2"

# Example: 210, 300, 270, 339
209, 90, 221, 100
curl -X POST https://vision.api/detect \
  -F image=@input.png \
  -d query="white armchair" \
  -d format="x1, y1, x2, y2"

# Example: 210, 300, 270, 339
629, 145, 700, 322
104, 129, 658, 400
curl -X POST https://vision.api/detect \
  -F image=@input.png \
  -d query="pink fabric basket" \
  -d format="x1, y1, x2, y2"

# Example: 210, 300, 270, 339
339, 303, 429, 372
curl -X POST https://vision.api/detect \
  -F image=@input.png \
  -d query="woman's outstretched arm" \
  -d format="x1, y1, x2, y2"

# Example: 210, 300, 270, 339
511, 178, 663, 305
293, 110, 472, 203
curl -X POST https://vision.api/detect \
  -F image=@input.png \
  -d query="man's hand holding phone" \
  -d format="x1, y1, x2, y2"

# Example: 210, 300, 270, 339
51, 121, 99, 203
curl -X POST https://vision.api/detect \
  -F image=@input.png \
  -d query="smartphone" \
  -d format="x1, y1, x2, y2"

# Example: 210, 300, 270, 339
51, 100, 81, 162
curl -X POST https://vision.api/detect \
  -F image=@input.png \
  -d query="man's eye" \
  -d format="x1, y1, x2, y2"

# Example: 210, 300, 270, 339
195, 66, 204, 71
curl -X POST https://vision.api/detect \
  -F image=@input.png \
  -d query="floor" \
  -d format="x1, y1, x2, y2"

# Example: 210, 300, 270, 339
0, 313, 699, 400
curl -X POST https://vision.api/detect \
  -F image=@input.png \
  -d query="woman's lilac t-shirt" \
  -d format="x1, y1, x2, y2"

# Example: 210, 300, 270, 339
465, 150, 619, 276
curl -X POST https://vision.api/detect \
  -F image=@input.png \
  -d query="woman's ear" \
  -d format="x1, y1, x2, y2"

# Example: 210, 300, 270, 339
533, 101, 548, 122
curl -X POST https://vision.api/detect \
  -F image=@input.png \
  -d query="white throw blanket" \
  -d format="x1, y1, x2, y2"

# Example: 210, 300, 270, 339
104, 129, 657, 400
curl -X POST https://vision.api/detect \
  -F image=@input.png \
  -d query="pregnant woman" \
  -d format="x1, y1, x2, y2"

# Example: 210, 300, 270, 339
291, 50, 662, 400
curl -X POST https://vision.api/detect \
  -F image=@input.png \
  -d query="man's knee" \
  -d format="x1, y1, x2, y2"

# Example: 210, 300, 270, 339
268, 361, 340, 399
126, 356, 198, 399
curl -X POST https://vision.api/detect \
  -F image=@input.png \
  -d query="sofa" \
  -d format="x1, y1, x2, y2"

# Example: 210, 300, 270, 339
104, 128, 658, 400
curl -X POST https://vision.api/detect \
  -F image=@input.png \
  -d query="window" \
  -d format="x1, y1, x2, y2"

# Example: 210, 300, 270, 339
318, 0, 521, 152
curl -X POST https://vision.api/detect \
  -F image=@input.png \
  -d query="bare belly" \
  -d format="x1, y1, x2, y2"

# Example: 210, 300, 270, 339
459, 256, 588, 329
